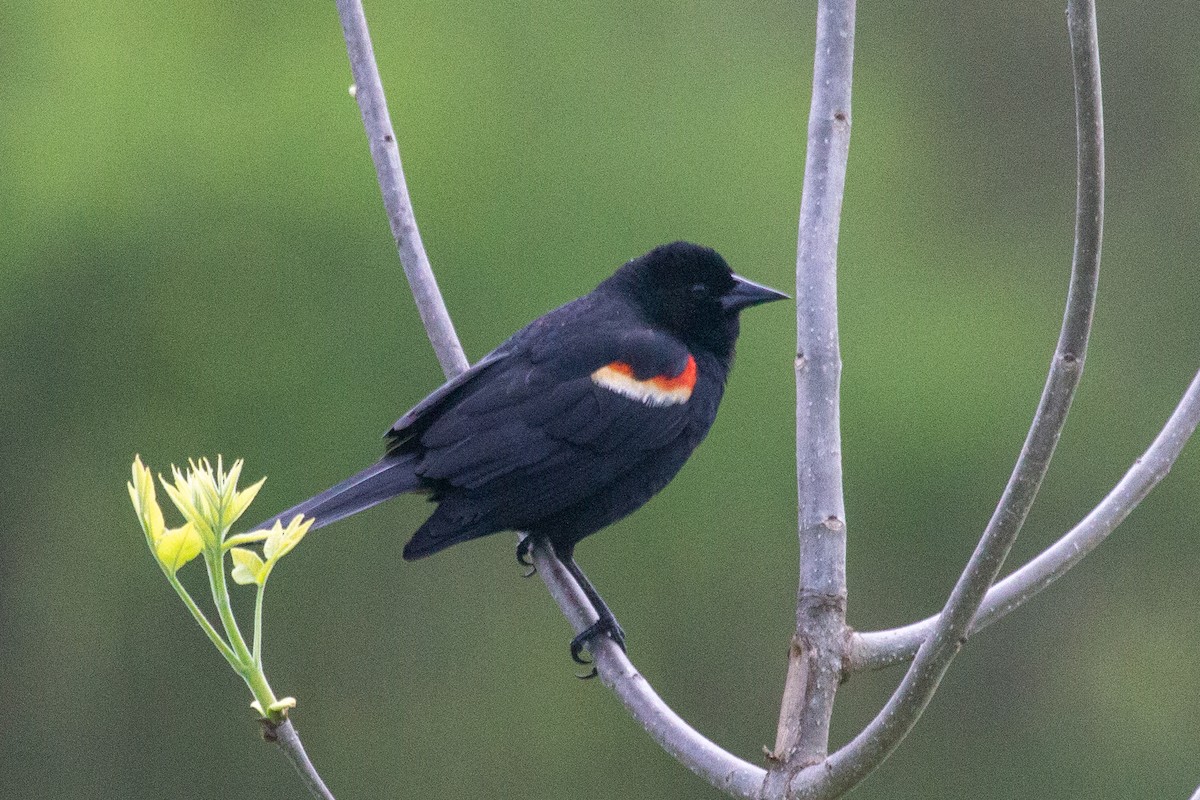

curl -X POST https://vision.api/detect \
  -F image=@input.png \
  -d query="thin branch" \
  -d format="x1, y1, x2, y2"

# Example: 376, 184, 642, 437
263, 719, 336, 800
334, 2, 766, 795
768, 0, 856, 779
235, 3, 484, 797
526, 540, 768, 798
850, 368, 1200, 671
786, 1, 1104, 796
334, 0, 469, 378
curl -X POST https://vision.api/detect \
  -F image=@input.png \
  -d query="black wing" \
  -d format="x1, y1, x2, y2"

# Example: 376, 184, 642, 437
408, 322, 705, 522
386, 346, 512, 452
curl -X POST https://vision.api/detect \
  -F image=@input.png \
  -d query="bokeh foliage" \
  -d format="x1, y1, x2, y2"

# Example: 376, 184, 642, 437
2, 1, 1198, 798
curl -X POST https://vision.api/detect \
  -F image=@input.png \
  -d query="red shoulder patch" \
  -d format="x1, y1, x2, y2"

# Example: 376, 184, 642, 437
591, 354, 697, 406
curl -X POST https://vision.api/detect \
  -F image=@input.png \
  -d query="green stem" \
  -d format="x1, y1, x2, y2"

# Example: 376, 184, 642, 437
163, 569, 240, 668
253, 581, 266, 669
205, 548, 254, 663
205, 547, 285, 717
242, 663, 280, 718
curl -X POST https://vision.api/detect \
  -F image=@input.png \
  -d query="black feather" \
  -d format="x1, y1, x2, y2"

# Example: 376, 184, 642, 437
252, 454, 422, 532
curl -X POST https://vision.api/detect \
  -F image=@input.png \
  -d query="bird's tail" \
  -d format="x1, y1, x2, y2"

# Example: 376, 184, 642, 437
250, 454, 422, 533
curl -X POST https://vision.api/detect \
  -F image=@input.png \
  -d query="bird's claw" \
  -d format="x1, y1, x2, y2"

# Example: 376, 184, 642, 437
515, 538, 537, 577
569, 636, 593, 666
569, 616, 627, 679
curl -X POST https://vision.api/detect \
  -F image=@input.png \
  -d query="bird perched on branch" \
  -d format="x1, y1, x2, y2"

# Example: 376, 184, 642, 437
258, 241, 787, 673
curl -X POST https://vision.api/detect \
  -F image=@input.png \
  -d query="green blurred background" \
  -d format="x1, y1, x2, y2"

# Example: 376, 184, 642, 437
3, 1, 1199, 798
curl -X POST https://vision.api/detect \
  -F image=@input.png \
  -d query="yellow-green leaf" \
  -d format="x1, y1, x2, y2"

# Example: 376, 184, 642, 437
192, 458, 222, 522
161, 470, 199, 524
263, 515, 312, 563
230, 547, 266, 585
227, 475, 266, 527
222, 458, 244, 504
268, 697, 297, 713
263, 522, 287, 561
155, 523, 203, 573
154, 457, 268, 546
251, 696, 297, 719
129, 455, 165, 544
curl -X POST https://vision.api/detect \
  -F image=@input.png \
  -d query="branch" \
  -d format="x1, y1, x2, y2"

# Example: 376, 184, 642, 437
335, 0, 469, 378
264, 719, 336, 800
850, 0, 1111, 675
527, 540, 768, 798
767, 0, 855, 778
850, 368, 1200, 671
334, 2, 767, 795
786, 1, 1104, 795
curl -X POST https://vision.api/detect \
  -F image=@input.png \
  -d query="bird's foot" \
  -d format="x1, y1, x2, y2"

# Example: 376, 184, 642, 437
569, 615, 627, 679
515, 537, 537, 578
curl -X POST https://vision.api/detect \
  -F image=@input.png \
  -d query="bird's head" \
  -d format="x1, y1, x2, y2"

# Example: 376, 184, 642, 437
600, 241, 789, 357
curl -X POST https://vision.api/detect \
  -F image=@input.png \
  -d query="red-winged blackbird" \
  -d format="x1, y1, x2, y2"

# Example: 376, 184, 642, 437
260, 241, 786, 668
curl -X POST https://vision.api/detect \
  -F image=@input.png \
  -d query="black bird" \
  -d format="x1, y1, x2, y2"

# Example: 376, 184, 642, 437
260, 242, 786, 669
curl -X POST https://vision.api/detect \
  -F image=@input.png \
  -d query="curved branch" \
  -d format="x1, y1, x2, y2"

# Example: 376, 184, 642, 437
334, 2, 765, 795
527, 540, 768, 798
850, 368, 1200, 671
335, 0, 469, 378
787, 1, 1105, 796
768, 0, 855, 777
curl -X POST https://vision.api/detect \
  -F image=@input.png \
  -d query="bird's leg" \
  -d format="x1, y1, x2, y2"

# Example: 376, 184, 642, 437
560, 553, 626, 679
515, 536, 537, 578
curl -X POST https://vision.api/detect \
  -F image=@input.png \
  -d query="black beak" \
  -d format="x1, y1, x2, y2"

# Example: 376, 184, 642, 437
721, 274, 790, 313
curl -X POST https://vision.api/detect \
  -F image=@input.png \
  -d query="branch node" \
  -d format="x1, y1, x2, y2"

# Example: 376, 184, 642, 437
797, 589, 847, 617
839, 627, 856, 683
259, 718, 280, 743
787, 2, 1108, 796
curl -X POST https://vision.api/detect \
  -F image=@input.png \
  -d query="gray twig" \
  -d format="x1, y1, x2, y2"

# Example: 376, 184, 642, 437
333, 1, 764, 795
526, 540, 768, 798
767, 0, 856, 780
785, 1, 1104, 796
335, 0, 469, 378
264, 719, 336, 800
849, 0, 1110, 674
850, 368, 1200, 671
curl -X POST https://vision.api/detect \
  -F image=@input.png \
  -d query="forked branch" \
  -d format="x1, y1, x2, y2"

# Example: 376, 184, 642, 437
851, 367, 1200, 671
330, 2, 1197, 800
848, 0, 1200, 677
768, 0, 855, 783
785, 1, 1104, 796
847, 0, 1109, 674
